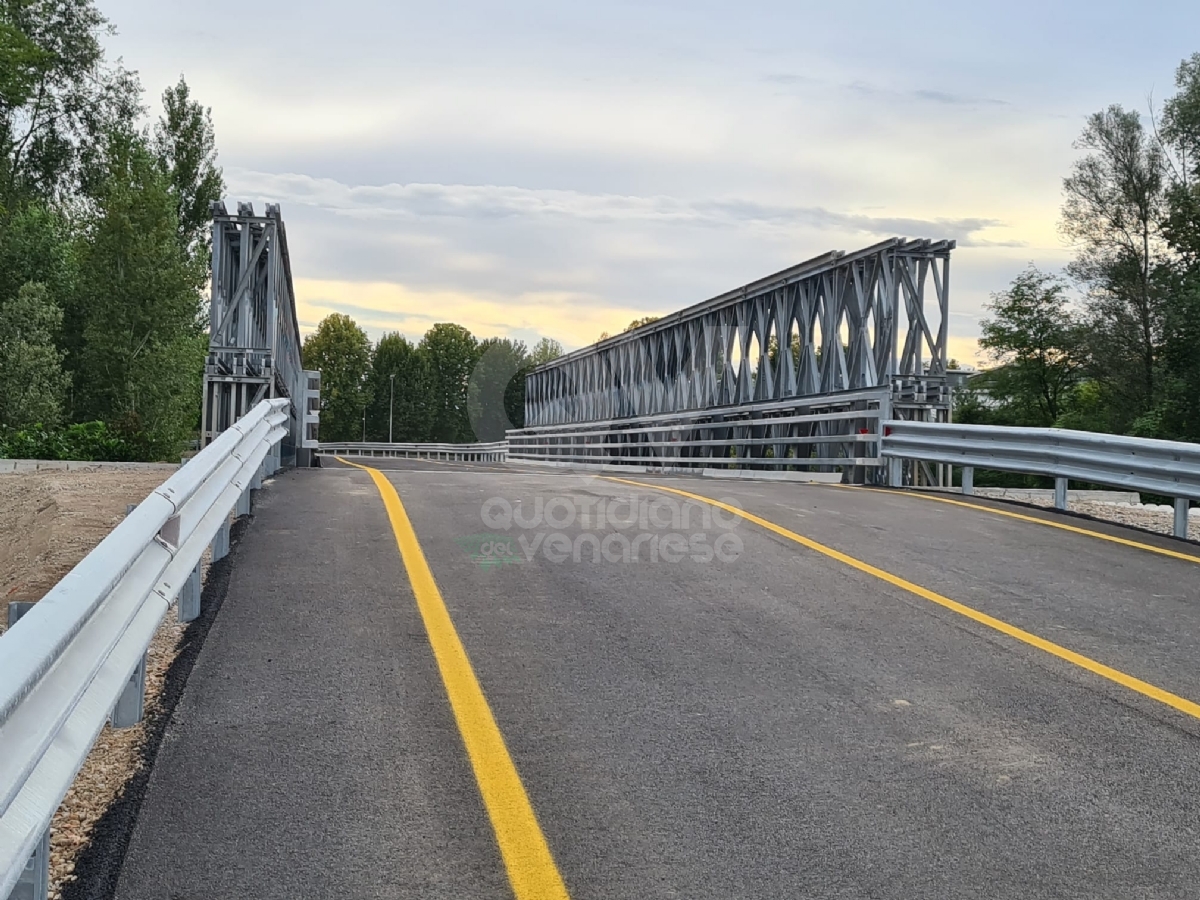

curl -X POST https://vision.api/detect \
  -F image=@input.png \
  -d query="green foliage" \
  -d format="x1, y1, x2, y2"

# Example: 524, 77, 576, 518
0, 281, 68, 426
366, 332, 431, 442
68, 130, 206, 457
303, 313, 373, 441
1061, 105, 1167, 423
305, 316, 568, 444
996, 59, 1198, 442
419, 323, 479, 442
153, 76, 223, 257
527, 337, 564, 367
469, 337, 527, 440
0, 1, 219, 461
978, 266, 1084, 426
0, 201, 74, 313
0, 0, 142, 208
0, 419, 142, 461
0, 18, 44, 112
597, 316, 661, 341
1154, 271, 1200, 440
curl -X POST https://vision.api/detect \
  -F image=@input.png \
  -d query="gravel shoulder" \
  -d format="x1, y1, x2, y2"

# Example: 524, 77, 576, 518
963, 487, 1200, 542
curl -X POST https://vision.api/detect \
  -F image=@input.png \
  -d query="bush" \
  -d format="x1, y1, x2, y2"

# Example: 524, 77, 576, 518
0, 421, 147, 461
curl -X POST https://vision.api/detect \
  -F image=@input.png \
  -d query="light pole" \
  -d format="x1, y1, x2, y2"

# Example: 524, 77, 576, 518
389, 373, 395, 443
361, 409, 366, 442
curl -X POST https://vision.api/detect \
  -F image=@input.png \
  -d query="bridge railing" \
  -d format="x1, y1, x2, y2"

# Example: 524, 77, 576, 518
506, 387, 892, 476
0, 398, 289, 900
881, 420, 1200, 538
317, 441, 509, 462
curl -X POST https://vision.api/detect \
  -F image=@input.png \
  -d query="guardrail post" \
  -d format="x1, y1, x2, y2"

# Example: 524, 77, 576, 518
961, 466, 974, 496
236, 486, 251, 518
7, 600, 35, 629
886, 457, 902, 488
110, 652, 147, 728
212, 515, 231, 561
1054, 477, 1068, 511
11, 827, 49, 900
178, 563, 202, 623
1175, 498, 1190, 539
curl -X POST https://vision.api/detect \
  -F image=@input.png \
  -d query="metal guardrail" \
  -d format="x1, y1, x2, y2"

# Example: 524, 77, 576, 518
0, 398, 289, 900
316, 441, 508, 462
881, 420, 1200, 538
507, 387, 891, 474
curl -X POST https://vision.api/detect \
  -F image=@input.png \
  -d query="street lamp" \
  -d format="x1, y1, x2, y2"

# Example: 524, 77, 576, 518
389, 373, 395, 443
362, 409, 366, 442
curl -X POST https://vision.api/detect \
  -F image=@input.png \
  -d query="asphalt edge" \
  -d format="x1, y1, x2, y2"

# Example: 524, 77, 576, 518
871, 485, 1200, 550
60, 512, 254, 900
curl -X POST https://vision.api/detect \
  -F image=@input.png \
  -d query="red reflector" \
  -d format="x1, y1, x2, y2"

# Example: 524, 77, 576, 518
883, 426, 893, 437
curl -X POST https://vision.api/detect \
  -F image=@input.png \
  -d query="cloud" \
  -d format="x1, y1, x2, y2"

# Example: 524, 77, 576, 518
293, 278, 648, 349
225, 168, 1009, 243
911, 89, 1009, 107
847, 81, 1009, 107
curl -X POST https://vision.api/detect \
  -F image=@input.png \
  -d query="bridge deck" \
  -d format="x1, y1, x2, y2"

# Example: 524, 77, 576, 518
114, 460, 1200, 899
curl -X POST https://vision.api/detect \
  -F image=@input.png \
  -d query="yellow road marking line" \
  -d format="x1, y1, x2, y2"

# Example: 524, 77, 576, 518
605, 475, 1200, 723
338, 458, 571, 899
839, 485, 1200, 566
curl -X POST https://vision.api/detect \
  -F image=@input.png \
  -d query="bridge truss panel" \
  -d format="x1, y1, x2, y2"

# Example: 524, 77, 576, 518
202, 201, 313, 455
523, 238, 954, 429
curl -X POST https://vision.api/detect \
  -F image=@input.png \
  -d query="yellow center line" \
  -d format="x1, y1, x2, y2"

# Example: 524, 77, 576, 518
604, 475, 1200, 724
338, 457, 571, 900
837, 484, 1200, 565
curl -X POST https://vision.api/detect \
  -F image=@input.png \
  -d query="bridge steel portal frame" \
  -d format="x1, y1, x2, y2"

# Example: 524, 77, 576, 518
513, 238, 954, 480
201, 202, 319, 461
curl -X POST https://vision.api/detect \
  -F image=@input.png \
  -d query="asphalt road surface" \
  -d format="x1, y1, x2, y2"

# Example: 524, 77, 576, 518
113, 459, 1200, 899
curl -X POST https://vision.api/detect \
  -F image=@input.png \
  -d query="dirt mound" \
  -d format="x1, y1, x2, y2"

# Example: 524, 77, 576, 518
0, 470, 168, 629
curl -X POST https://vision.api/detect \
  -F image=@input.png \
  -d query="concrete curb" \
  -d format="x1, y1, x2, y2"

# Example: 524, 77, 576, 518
0, 460, 180, 474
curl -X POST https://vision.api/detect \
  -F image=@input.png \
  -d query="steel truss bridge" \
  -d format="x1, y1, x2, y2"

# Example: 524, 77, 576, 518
201, 202, 320, 460
12, 212, 1200, 900
509, 238, 954, 480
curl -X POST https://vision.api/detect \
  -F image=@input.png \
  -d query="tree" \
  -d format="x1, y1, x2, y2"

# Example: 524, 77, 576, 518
469, 337, 527, 440
598, 315, 661, 341
303, 313, 373, 442
0, 201, 74, 311
70, 130, 206, 457
153, 76, 223, 257
527, 337, 564, 367
1061, 106, 1169, 423
0, 0, 141, 209
1156, 273, 1200, 440
419, 323, 479, 442
1154, 54, 1200, 441
0, 281, 68, 427
366, 332, 431, 442
1162, 55, 1200, 266
977, 266, 1084, 426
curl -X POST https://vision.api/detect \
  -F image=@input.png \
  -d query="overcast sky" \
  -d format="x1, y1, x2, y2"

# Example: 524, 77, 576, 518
100, 0, 1200, 362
